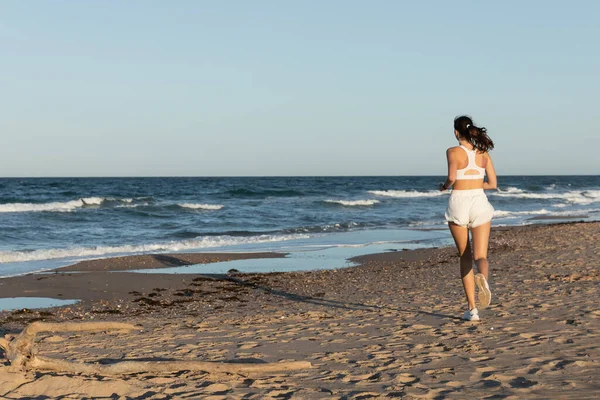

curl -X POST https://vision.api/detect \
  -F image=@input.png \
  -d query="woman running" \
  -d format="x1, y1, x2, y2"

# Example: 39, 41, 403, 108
439, 115, 497, 321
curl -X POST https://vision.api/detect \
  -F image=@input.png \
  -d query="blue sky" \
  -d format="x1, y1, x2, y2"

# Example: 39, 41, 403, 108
1, 1, 598, 176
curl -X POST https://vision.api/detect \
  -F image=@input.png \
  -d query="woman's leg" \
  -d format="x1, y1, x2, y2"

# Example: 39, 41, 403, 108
448, 222, 476, 310
471, 221, 491, 280
472, 221, 492, 308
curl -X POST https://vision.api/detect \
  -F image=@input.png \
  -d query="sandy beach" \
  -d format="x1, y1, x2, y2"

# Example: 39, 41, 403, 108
3, 1, 599, 398
1, 221, 599, 399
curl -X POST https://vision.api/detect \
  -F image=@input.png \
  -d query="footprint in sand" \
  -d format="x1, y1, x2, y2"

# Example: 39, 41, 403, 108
238, 342, 260, 350
342, 372, 383, 383
553, 337, 575, 344
202, 383, 232, 394
470, 365, 496, 381
393, 373, 419, 385
264, 389, 298, 398
473, 379, 502, 389
424, 367, 455, 377
509, 377, 538, 389
345, 391, 382, 399
443, 380, 464, 388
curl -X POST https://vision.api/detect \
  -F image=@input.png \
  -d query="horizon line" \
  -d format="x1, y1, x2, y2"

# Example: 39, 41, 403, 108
1, 174, 598, 179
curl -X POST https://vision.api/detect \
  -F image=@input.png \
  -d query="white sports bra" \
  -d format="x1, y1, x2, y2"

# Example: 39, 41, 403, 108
456, 145, 486, 180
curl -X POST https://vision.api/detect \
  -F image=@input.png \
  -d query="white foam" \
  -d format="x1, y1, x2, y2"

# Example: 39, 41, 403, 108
115, 203, 147, 208
179, 203, 224, 210
0, 233, 310, 264
0, 200, 86, 213
0, 197, 138, 213
408, 219, 447, 227
491, 190, 600, 204
81, 197, 104, 205
320, 222, 359, 231
494, 208, 600, 219
497, 187, 525, 194
583, 190, 600, 199
368, 190, 448, 198
494, 209, 551, 218
324, 199, 380, 206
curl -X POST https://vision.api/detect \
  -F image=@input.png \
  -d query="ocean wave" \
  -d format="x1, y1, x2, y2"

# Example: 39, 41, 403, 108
81, 197, 104, 205
493, 209, 552, 218
368, 190, 447, 198
115, 203, 147, 209
283, 221, 363, 233
172, 224, 366, 238
179, 203, 224, 210
225, 188, 304, 198
494, 208, 600, 219
324, 199, 379, 206
408, 219, 446, 227
171, 229, 280, 239
0, 200, 85, 213
0, 197, 141, 213
497, 187, 525, 194
491, 190, 600, 204
0, 233, 311, 264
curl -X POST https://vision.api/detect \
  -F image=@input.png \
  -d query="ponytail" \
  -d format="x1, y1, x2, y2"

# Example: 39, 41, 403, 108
454, 116, 494, 153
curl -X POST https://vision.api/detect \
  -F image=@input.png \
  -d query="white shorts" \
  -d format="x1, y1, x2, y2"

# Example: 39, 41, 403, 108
445, 189, 494, 228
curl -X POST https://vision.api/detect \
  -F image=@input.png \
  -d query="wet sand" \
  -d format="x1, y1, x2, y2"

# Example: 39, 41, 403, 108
57, 251, 286, 272
1, 222, 599, 398
0, 252, 285, 305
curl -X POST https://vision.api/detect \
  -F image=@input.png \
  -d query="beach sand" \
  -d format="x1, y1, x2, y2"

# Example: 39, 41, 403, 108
1, 222, 599, 398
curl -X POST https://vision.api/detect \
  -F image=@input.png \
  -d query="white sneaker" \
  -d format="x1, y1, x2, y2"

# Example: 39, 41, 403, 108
475, 273, 492, 309
463, 308, 480, 321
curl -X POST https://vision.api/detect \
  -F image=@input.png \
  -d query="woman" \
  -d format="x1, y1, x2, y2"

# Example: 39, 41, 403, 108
439, 115, 497, 321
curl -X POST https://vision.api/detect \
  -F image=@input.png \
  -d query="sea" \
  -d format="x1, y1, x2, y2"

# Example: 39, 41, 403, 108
1, 176, 599, 278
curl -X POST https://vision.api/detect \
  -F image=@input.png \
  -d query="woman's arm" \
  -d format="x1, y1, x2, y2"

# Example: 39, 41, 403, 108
483, 153, 497, 190
439, 148, 457, 191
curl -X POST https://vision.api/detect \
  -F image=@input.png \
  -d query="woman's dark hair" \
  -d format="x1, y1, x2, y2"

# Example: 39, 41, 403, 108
454, 115, 494, 153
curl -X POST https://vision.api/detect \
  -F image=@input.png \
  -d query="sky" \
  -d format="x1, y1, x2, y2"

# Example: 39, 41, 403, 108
1, 1, 599, 176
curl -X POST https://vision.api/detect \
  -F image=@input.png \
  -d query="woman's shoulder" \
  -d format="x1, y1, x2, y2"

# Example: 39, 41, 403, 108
445, 146, 463, 160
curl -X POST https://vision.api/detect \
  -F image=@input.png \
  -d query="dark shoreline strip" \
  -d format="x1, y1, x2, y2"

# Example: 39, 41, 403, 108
57, 252, 287, 272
